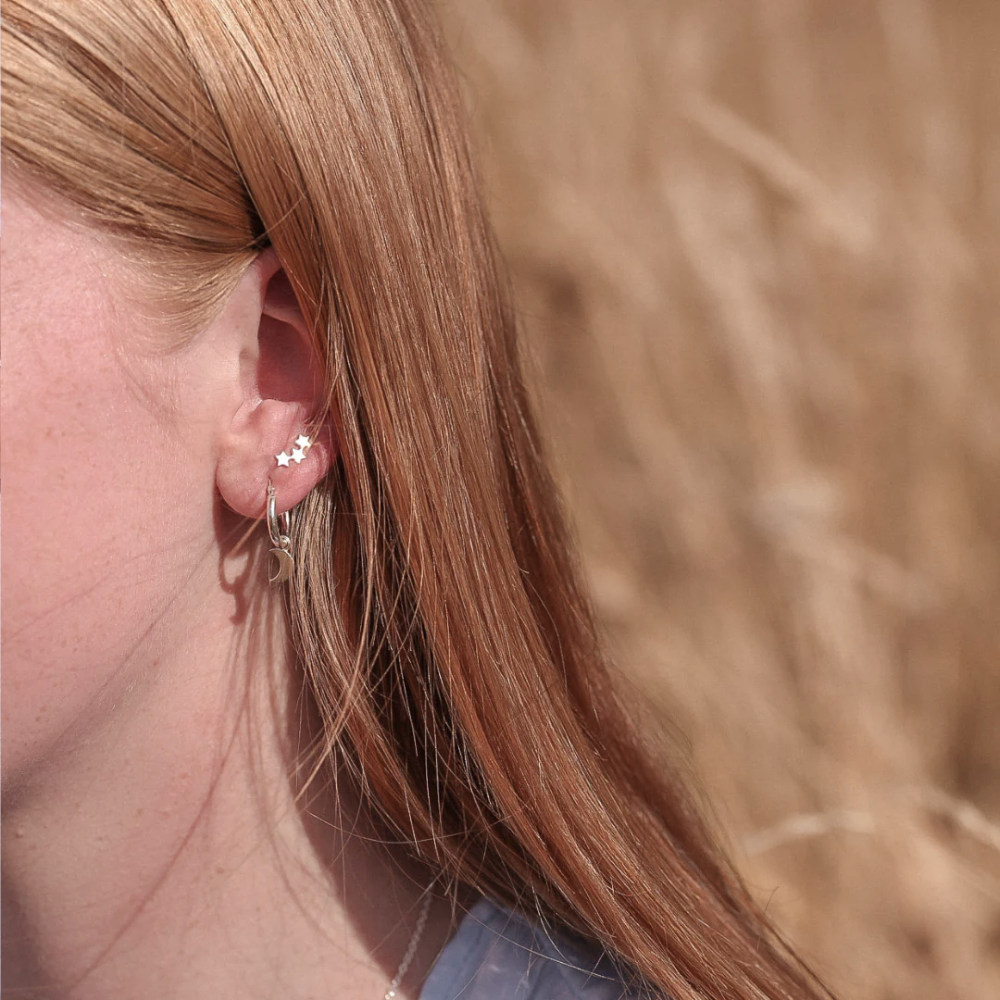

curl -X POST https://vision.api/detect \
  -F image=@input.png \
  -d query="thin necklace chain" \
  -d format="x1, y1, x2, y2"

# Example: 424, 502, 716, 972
383, 890, 434, 1000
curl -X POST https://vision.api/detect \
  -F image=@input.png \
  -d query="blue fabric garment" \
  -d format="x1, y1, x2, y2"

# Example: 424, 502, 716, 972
419, 898, 657, 1000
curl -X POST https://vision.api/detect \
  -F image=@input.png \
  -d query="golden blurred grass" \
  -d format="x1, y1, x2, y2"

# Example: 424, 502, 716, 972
440, 1, 1000, 997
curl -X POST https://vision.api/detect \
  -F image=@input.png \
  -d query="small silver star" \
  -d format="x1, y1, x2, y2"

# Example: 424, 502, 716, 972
276, 451, 292, 467
291, 447, 306, 464
295, 434, 312, 451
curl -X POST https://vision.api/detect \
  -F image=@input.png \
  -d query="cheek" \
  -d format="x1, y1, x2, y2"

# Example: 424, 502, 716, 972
0, 280, 197, 786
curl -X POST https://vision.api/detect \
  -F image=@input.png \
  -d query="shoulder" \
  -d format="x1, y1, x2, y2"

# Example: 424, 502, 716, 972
420, 898, 662, 1000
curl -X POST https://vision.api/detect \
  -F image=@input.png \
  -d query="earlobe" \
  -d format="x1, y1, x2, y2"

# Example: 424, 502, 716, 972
215, 249, 335, 519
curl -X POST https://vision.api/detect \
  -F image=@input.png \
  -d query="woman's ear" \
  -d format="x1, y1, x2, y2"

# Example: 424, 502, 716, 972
216, 248, 335, 518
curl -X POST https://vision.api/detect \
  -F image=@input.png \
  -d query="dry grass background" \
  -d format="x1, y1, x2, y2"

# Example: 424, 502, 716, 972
438, 2, 1000, 998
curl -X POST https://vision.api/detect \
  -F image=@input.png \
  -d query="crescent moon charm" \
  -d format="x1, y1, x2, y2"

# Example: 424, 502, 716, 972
266, 481, 295, 585
269, 546, 294, 584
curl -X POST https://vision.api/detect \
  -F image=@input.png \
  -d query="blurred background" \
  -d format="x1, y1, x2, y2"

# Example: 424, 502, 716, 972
439, 2, 1000, 997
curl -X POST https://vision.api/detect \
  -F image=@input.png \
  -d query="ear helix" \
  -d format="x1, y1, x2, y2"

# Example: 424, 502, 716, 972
266, 431, 313, 584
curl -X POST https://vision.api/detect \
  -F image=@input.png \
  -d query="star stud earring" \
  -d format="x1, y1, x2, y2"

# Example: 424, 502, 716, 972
276, 433, 313, 468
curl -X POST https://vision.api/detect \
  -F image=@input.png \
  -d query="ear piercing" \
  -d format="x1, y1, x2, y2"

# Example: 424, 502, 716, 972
268, 431, 312, 584
275, 433, 313, 468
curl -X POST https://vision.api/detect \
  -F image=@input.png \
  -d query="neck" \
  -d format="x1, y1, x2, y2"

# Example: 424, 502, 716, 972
2, 551, 455, 1000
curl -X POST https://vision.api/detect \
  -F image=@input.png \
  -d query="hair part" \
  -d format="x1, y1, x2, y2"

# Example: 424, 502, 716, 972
2, 2, 832, 997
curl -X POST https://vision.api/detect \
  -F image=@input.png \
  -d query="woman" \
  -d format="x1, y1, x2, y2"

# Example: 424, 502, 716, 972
1, 1, 832, 998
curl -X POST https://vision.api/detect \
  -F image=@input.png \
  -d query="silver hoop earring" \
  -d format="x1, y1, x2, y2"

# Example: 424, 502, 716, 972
266, 480, 294, 584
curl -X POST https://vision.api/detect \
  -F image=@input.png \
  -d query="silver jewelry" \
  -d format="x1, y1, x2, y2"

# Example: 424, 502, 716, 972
276, 432, 313, 467
384, 891, 434, 1000
266, 480, 294, 584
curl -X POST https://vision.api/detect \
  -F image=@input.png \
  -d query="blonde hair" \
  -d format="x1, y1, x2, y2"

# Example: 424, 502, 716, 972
3, 2, 831, 997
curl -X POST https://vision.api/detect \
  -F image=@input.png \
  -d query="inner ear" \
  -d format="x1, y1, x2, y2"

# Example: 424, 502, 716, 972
257, 267, 318, 406
258, 311, 310, 402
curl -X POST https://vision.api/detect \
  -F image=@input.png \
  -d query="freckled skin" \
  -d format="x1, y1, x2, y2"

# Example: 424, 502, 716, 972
0, 186, 230, 793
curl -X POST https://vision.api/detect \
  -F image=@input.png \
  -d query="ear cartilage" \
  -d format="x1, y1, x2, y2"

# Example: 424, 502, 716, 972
275, 433, 312, 468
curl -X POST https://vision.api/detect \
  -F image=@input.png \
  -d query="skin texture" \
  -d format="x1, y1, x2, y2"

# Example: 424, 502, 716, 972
1, 180, 455, 999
